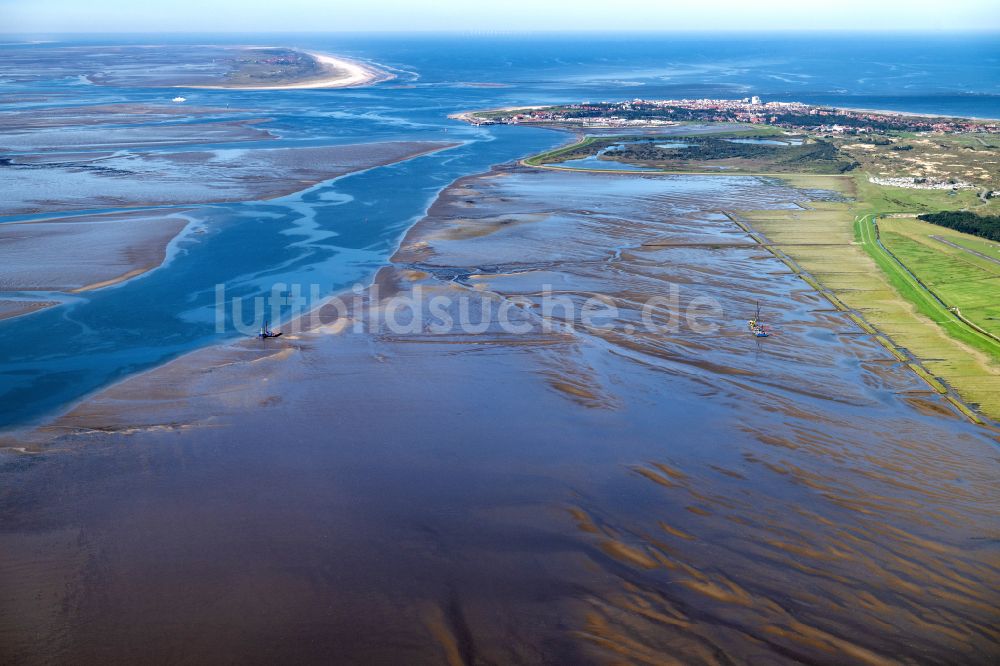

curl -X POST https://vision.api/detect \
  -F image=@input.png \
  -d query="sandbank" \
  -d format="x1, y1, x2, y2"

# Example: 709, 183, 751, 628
185, 51, 391, 91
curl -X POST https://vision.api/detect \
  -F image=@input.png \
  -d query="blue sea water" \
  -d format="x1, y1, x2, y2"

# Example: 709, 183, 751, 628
1, 32, 998, 429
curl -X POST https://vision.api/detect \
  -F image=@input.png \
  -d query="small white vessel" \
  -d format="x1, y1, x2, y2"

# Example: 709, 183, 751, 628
171, 96, 187, 103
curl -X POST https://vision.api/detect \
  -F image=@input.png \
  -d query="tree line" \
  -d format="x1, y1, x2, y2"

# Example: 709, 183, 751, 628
918, 211, 1000, 242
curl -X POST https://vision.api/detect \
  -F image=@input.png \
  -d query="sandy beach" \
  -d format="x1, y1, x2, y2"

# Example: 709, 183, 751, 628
187, 50, 391, 90
832, 104, 1000, 122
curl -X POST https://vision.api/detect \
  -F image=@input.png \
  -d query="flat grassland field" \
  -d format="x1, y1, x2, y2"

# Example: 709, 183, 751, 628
532, 131, 855, 174
878, 217, 1000, 339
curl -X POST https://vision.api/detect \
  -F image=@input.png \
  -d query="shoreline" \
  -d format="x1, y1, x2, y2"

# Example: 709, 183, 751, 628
452, 102, 1000, 126
3, 42, 1000, 665
831, 103, 1000, 122
0, 210, 194, 295
2, 158, 998, 665
0, 140, 460, 438
448, 105, 552, 123
3, 141, 457, 217
0, 142, 459, 309
0, 299, 60, 322
3, 156, 989, 445
5, 128, 993, 437
0, 158, 493, 444
183, 50, 392, 91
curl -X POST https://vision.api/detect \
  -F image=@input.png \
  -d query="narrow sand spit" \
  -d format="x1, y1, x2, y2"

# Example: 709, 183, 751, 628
187, 51, 391, 90
0, 299, 59, 321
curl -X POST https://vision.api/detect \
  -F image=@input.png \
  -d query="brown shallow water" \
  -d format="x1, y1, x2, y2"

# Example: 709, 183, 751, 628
1, 166, 998, 665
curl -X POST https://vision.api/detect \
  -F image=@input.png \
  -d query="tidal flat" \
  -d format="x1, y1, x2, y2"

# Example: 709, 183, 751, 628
0, 103, 245, 130
0, 141, 456, 215
0, 209, 194, 292
0, 45, 387, 89
0, 119, 274, 152
3, 166, 997, 664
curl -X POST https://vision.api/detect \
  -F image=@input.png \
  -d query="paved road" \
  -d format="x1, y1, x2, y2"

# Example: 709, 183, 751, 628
930, 234, 1000, 267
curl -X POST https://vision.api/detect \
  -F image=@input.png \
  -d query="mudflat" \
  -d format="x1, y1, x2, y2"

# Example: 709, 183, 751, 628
0, 141, 457, 215
3, 166, 997, 664
0, 210, 194, 293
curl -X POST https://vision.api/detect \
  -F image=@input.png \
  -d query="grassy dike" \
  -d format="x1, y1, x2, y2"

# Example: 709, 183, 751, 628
877, 218, 1000, 340
857, 216, 1000, 352
522, 136, 597, 166
739, 174, 1000, 424
522, 135, 1000, 423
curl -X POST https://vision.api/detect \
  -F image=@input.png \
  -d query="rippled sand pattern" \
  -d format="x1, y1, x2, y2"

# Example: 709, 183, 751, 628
0, 141, 456, 215
1, 167, 997, 664
390, 169, 1000, 662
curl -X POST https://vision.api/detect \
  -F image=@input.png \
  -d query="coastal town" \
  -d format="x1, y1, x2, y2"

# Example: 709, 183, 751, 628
466, 97, 1000, 134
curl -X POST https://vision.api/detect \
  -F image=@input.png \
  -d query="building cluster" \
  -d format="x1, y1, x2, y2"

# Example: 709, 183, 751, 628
472, 107, 676, 128
867, 176, 977, 191
472, 98, 1000, 134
